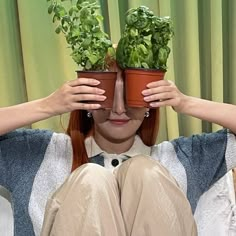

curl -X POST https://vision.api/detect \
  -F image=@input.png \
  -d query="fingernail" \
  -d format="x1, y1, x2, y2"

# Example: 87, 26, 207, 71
142, 90, 148, 95
92, 80, 100, 85
98, 89, 105, 94
144, 97, 150, 101
99, 96, 106, 101
94, 104, 102, 109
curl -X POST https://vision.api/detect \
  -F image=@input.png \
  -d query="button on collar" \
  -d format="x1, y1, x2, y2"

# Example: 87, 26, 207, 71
111, 158, 119, 167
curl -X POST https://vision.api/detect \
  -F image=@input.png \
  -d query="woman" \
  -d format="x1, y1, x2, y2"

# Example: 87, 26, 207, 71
1, 67, 236, 235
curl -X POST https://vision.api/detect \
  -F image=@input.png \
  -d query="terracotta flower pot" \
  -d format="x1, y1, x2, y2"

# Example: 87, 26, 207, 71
125, 68, 165, 107
77, 71, 117, 108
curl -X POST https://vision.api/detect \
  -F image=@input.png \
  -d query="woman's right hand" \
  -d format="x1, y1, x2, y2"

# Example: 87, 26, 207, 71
0, 78, 105, 135
44, 78, 106, 116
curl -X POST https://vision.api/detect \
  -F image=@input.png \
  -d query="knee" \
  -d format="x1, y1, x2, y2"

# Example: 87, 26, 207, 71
127, 155, 154, 168
115, 156, 151, 182
120, 155, 156, 175
69, 163, 116, 192
50, 164, 117, 207
116, 155, 174, 185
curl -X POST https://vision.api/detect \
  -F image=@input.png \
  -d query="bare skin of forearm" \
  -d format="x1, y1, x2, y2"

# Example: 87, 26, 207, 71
144, 80, 236, 133
0, 98, 54, 135
0, 78, 106, 135
179, 96, 236, 133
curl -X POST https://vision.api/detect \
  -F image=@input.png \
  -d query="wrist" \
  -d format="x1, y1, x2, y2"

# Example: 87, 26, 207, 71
174, 95, 193, 114
36, 97, 58, 117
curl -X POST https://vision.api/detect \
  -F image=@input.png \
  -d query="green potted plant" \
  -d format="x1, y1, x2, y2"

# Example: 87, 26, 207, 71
116, 6, 174, 107
47, 0, 116, 108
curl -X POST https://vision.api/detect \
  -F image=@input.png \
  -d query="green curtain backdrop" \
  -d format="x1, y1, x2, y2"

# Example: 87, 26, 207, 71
0, 0, 236, 143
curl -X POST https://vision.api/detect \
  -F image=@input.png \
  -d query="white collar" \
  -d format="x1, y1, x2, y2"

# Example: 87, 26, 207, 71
85, 135, 151, 158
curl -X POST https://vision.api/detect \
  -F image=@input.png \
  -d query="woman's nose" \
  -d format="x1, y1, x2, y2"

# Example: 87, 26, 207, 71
112, 77, 126, 115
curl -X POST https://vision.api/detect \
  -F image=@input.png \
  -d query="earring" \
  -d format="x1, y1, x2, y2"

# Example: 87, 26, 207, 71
87, 112, 92, 118
144, 111, 150, 118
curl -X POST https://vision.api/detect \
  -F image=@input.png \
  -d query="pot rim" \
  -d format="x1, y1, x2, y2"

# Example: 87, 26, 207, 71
125, 67, 166, 72
76, 70, 117, 73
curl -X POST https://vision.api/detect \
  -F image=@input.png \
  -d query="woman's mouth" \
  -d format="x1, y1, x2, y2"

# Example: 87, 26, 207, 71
109, 119, 130, 125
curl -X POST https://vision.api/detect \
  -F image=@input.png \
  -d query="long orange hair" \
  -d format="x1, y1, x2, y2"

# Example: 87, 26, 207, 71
67, 109, 160, 172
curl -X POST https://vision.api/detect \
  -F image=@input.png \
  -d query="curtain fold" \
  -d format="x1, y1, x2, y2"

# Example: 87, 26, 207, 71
1, 0, 236, 142
227, 1, 236, 102
106, 0, 121, 44
16, 0, 77, 131
210, 1, 223, 131
0, 0, 27, 106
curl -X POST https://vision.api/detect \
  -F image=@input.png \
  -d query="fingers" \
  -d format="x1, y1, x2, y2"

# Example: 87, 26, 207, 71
67, 78, 100, 87
146, 79, 174, 89
71, 93, 106, 103
148, 98, 178, 108
143, 80, 174, 94
53, 90, 105, 113
65, 79, 105, 98
144, 91, 177, 102
70, 85, 105, 95
142, 80, 176, 99
142, 85, 174, 97
64, 87, 106, 108
56, 78, 108, 112
66, 77, 106, 96
69, 102, 102, 111
142, 80, 183, 108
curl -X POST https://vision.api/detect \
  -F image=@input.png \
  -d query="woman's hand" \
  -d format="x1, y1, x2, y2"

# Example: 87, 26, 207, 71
142, 80, 236, 133
43, 78, 106, 116
0, 78, 106, 135
142, 80, 188, 113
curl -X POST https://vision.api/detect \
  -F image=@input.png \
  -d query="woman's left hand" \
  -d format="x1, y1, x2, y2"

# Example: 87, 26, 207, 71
142, 80, 188, 113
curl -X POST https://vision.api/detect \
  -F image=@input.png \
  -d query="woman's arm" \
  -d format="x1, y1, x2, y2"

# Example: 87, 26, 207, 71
175, 96, 236, 133
0, 78, 106, 135
143, 80, 236, 133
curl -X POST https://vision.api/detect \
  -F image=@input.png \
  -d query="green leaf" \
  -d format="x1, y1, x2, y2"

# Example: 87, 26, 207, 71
69, 6, 78, 16
138, 44, 148, 55
85, 60, 92, 70
158, 47, 168, 65
80, 7, 89, 19
56, 5, 67, 17
96, 15, 103, 22
126, 12, 138, 26
107, 47, 116, 59
88, 54, 99, 65
116, 37, 126, 68
48, 5, 54, 14
55, 26, 62, 34
52, 14, 60, 23
129, 28, 137, 37
141, 62, 149, 68
81, 38, 91, 48
76, 0, 84, 5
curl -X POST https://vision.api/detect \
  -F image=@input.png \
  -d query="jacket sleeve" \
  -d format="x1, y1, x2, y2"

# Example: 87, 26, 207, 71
171, 128, 236, 211
0, 129, 53, 192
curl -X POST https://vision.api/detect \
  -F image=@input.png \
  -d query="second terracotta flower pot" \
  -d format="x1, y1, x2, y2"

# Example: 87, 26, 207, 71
77, 71, 117, 108
125, 68, 165, 107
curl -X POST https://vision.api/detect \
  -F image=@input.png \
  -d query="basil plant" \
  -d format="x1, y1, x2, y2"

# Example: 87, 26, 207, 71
116, 6, 174, 71
47, 0, 115, 71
